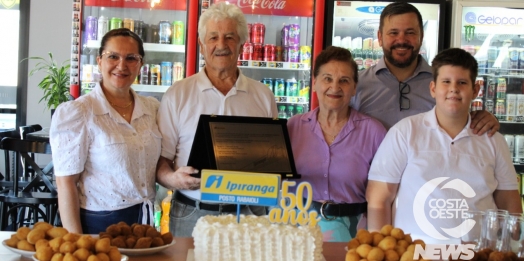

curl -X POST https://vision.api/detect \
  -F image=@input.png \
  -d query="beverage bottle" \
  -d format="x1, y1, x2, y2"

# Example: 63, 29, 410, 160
160, 190, 173, 234
154, 200, 161, 232
278, 105, 287, 119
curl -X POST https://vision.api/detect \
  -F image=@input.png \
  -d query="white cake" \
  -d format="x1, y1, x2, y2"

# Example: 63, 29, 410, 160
192, 214, 324, 261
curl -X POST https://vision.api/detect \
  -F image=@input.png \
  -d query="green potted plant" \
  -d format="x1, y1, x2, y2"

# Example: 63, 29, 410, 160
24, 52, 70, 112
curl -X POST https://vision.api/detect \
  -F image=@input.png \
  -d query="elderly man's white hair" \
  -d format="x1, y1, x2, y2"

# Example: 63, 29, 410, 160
198, 2, 248, 44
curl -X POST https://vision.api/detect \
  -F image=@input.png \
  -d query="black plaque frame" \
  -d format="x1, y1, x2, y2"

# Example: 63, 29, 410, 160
187, 114, 300, 179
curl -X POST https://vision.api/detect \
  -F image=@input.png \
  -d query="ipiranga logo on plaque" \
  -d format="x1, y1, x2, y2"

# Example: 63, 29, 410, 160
200, 169, 280, 206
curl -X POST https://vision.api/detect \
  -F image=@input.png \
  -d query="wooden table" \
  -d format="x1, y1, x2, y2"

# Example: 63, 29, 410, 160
0, 231, 347, 260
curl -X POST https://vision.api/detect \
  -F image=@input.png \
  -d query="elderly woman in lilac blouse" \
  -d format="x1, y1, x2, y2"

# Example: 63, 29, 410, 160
287, 46, 386, 242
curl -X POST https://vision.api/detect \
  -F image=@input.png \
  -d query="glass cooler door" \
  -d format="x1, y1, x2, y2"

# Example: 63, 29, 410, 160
199, 0, 315, 119
71, 0, 188, 101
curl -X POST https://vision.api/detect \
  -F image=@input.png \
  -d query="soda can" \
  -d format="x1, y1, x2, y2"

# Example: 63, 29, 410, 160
281, 25, 289, 47
242, 42, 253, 60
300, 46, 311, 65
172, 21, 185, 45
475, 77, 485, 97
140, 64, 149, 85
274, 78, 285, 96
495, 99, 506, 120
173, 62, 184, 82
85, 16, 98, 41
158, 20, 171, 44
507, 94, 517, 121
471, 99, 483, 112
505, 134, 515, 157
288, 46, 300, 63
150, 64, 160, 85
508, 47, 519, 75
299, 80, 310, 101
487, 46, 498, 73
285, 78, 298, 97
486, 77, 496, 99
252, 44, 263, 61
160, 61, 173, 86
134, 20, 144, 40
287, 105, 295, 118
288, 24, 300, 46
261, 78, 273, 93
485, 100, 494, 114
123, 18, 134, 31
247, 23, 252, 43
517, 94, 524, 117
496, 77, 506, 99
251, 23, 265, 44
110, 17, 122, 30
264, 44, 275, 61
515, 135, 524, 164
519, 48, 524, 75
275, 46, 283, 61
283, 46, 289, 62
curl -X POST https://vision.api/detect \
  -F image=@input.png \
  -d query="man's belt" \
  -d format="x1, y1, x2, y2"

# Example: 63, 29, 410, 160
310, 200, 367, 220
174, 191, 243, 212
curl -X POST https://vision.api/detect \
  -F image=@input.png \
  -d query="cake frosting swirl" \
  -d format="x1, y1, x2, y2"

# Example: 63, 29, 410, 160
193, 214, 324, 261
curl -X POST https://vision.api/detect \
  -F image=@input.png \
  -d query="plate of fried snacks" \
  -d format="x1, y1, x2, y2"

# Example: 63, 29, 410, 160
2, 221, 126, 261
345, 225, 427, 261
99, 222, 175, 256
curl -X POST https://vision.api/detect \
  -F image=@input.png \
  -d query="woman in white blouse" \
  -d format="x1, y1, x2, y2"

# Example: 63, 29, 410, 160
50, 28, 162, 234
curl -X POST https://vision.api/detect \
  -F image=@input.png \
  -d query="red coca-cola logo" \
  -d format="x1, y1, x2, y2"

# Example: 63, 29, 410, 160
236, 0, 286, 9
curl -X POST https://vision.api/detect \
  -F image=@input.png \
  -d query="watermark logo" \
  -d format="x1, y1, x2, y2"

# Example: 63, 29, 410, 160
413, 177, 476, 260
465, 12, 476, 24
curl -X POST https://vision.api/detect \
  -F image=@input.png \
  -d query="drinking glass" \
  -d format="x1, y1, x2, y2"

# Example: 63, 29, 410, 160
483, 213, 509, 251
506, 215, 524, 256
486, 209, 509, 216
461, 210, 485, 251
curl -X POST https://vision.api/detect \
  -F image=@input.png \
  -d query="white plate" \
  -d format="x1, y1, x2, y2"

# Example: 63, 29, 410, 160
33, 254, 129, 261
187, 249, 327, 261
118, 239, 176, 256
2, 240, 35, 258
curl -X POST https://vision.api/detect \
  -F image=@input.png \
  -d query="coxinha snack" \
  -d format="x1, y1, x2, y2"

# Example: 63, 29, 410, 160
346, 225, 428, 261
98, 222, 173, 249
5, 221, 122, 261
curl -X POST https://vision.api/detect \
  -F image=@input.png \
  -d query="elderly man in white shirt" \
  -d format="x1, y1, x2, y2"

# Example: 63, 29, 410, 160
155, 2, 278, 237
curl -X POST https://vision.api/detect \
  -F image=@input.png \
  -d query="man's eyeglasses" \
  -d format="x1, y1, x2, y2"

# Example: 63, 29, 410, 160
399, 82, 410, 111
100, 52, 142, 67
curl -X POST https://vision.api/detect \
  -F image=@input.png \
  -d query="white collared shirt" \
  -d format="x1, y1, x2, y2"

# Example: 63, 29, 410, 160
50, 83, 162, 216
369, 107, 517, 244
158, 69, 278, 200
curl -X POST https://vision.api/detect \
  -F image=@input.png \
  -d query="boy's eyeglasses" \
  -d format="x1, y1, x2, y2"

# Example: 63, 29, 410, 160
399, 82, 410, 111
100, 52, 142, 67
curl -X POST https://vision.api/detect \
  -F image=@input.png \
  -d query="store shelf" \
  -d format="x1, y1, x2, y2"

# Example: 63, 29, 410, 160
479, 73, 524, 79
86, 40, 185, 53
238, 60, 310, 71
132, 84, 169, 93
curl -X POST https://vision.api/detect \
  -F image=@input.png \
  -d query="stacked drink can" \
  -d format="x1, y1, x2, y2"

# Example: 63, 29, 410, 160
504, 134, 524, 164
139, 62, 184, 86
477, 76, 524, 122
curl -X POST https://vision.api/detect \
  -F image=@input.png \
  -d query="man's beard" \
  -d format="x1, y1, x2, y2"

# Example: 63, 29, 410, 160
383, 43, 420, 68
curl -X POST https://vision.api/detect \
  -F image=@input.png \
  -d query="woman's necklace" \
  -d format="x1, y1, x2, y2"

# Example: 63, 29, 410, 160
110, 100, 133, 109
319, 123, 340, 145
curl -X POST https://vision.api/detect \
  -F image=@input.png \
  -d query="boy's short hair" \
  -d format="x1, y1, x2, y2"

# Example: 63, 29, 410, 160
431, 48, 478, 86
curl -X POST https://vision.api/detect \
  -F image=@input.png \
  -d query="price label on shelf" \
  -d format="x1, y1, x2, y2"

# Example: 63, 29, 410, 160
288, 97, 298, 103
278, 96, 288, 103
290, 63, 299, 69
268, 62, 276, 68
238, 61, 249, 67
252, 61, 267, 67
516, 116, 524, 123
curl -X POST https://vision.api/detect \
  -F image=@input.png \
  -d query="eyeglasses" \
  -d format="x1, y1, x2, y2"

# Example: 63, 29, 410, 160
399, 82, 410, 111
100, 52, 142, 67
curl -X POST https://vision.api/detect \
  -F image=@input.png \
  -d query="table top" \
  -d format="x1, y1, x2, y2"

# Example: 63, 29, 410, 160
0, 231, 347, 261
25, 129, 49, 143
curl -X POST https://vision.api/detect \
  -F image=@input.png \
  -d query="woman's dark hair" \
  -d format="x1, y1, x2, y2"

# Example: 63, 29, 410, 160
98, 28, 145, 58
313, 46, 358, 83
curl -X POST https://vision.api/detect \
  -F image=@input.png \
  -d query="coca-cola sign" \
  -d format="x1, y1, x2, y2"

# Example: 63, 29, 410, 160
85, 0, 186, 11
214, 0, 313, 17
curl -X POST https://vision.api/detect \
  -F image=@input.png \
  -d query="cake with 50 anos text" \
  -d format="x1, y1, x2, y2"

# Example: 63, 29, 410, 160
192, 214, 324, 261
